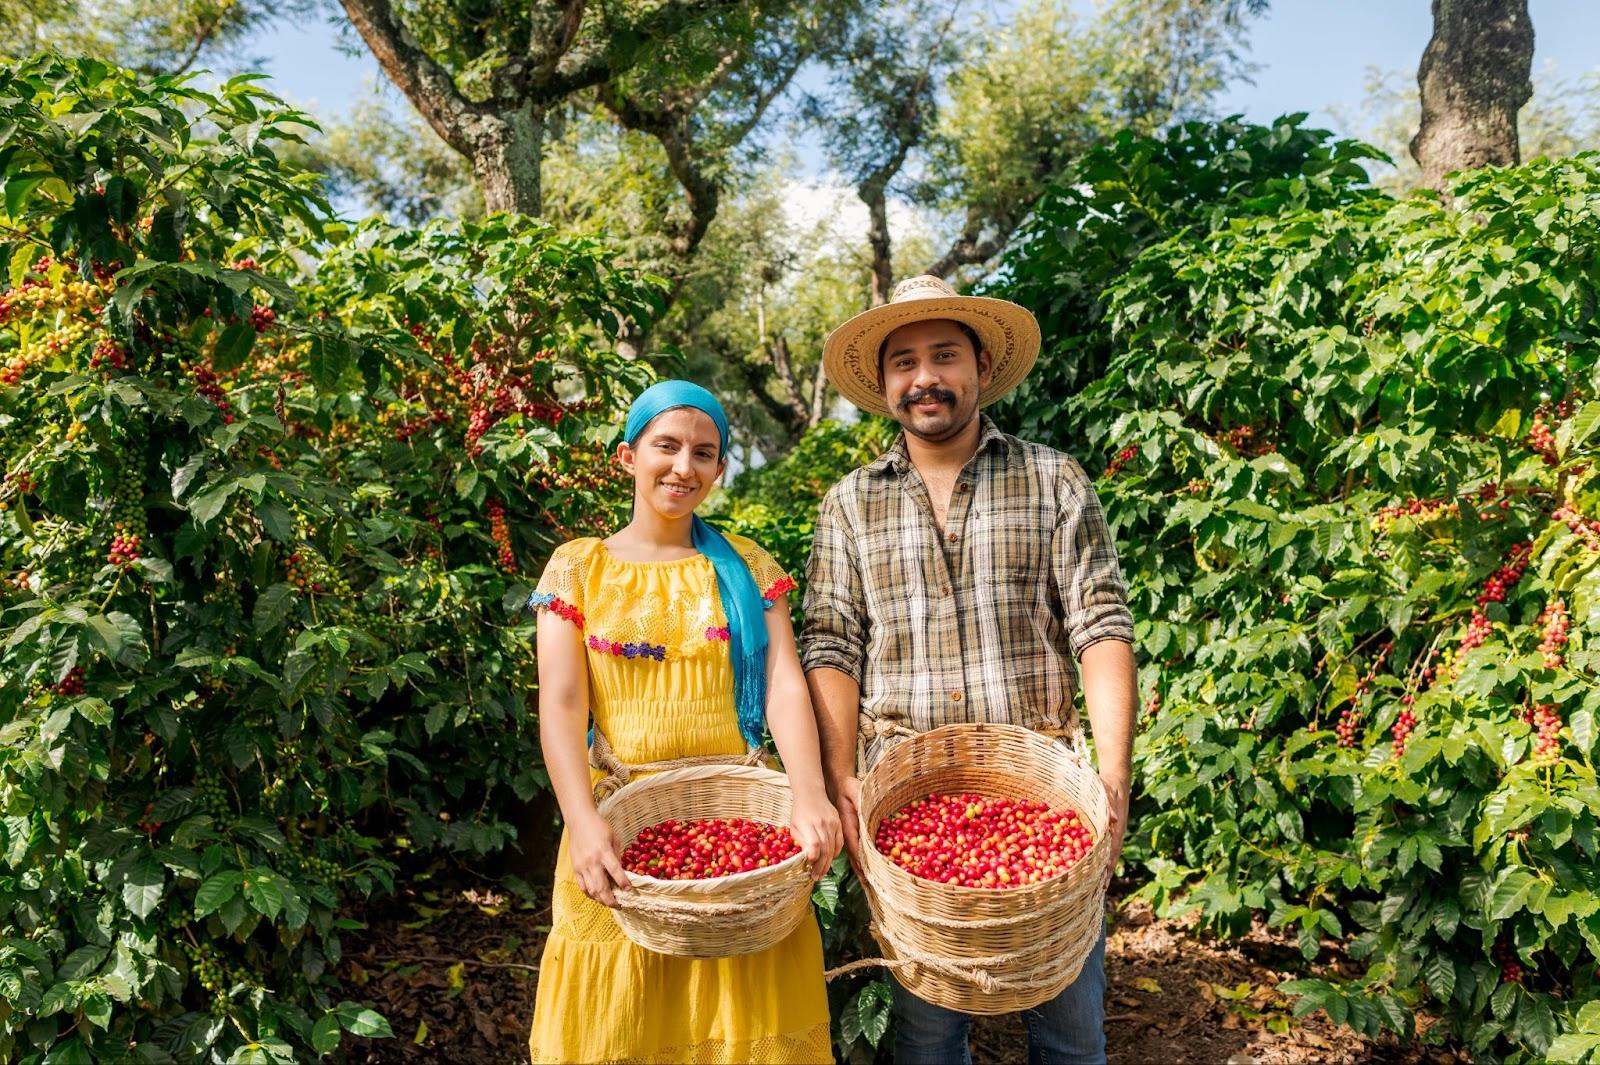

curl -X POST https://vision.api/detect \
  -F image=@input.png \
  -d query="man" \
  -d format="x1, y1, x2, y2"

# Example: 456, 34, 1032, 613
801, 275, 1137, 1065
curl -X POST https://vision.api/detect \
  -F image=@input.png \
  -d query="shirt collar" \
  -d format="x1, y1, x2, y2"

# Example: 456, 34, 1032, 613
867, 414, 1011, 475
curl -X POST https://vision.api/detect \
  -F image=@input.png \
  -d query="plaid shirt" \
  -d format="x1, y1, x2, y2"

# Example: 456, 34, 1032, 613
800, 416, 1135, 770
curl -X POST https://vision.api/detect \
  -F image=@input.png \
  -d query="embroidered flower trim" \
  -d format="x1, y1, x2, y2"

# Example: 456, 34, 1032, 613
706, 626, 731, 642
761, 576, 798, 606
587, 636, 667, 661
527, 591, 585, 629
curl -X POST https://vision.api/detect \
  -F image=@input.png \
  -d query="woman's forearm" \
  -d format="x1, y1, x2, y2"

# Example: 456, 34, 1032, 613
540, 701, 603, 828
767, 683, 829, 799
763, 607, 829, 799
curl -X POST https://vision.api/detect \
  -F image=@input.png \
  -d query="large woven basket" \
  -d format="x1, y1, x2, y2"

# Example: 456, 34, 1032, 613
856, 722, 1111, 1014
595, 763, 814, 959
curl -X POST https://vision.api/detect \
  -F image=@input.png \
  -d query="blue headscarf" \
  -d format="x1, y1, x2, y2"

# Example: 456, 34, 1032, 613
624, 381, 768, 749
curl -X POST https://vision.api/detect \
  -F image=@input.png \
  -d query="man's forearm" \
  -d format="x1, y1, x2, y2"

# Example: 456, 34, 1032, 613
1078, 639, 1137, 785
804, 666, 861, 784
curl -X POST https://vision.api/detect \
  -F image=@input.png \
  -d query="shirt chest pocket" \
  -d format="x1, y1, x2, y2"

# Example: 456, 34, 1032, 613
968, 500, 1054, 587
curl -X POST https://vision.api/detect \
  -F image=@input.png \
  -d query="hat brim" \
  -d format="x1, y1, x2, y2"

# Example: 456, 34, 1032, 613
821, 295, 1041, 418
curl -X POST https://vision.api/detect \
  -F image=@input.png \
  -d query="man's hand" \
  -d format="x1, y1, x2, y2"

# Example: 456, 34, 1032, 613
828, 774, 865, 871
1099, 773, 1130, 889
1079, 639, 1137, 891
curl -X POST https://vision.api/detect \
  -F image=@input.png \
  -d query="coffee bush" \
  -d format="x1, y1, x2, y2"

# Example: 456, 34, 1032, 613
0, 55, 656, 1062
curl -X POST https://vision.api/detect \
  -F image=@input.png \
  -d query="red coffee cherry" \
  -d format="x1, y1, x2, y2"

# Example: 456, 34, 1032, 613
873, 792, 1095, 889
623, 817, 800, 879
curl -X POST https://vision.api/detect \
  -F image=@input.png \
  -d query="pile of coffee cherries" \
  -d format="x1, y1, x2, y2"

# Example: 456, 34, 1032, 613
874, 792, 1094, 889
622, 817, 800, 880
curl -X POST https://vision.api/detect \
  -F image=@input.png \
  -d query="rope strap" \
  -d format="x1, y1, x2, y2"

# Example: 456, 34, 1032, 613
611, 874, 807, 918
823, 914, 1097, 995
589, 727, 765, 802
823, 842, 1105, 997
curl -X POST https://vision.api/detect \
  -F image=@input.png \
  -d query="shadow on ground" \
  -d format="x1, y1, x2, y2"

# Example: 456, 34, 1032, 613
345, 886, 1462, 1065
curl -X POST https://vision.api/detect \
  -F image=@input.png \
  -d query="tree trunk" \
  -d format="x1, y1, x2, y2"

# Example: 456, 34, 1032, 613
730, 341, 811, 441
809, 357, 828, 427
464, 105, 547, 215
865, 188, 893, 307
1410, 0, 1534, 193
856, 135, 911, 308
924, 202, 1022, 280
615, 316, 647, 361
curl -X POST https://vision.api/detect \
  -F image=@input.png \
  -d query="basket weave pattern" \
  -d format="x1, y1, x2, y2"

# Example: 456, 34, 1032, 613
596, 763, 814, 959
857, 722, 1110, 1014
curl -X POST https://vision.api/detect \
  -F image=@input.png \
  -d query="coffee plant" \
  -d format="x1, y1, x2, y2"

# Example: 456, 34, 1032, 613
991, 121, 1600, 1060
0, 55, 654, 1062
712, 417, 896, 612
989, 115, 1386, 433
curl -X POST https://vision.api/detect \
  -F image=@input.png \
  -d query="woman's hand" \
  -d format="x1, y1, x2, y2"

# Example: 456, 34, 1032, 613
790, 788, 844, 880
569, 812, 632, 907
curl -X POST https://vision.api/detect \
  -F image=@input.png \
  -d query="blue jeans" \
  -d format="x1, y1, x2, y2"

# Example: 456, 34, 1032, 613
890, 925, 1108, 1065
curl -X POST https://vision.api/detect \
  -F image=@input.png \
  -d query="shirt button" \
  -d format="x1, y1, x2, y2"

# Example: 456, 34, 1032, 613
950, 691, 963, 702
945, 532, 957, 544
941, 585, 950, 597
957, 482, 970, 493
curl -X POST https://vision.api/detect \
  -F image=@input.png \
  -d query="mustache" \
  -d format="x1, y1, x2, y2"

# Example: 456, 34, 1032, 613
899, 386, 956, 411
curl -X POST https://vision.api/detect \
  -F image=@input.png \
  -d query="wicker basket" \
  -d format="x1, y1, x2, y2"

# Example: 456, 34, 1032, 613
595, 763, 815, 959
856, 722, 1111, 1014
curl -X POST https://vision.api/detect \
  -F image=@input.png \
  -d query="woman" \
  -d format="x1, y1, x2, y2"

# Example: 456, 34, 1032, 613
526, 380, 843, 1064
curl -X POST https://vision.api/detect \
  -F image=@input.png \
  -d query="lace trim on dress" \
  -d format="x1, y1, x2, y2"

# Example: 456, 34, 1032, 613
528, 591, 585, 628
587, 635, 667, 661
761, 576, 798, 608
529, 1021, 834, 1065
531, 537, 796, 659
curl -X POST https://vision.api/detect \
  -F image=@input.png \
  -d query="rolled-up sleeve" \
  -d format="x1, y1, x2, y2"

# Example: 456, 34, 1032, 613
1053, 460, 1135, 657
801, 489, 867, 682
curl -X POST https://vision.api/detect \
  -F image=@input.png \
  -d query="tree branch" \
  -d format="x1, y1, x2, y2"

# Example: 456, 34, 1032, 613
858, 137, 911, 305
849, 3, 955, 301
528, 0, 588, 77
725, 46, 813, 147
738, 345, 810, 438
538, 0, 748, 103
170, 10, 226, 75
809, 352, 829, 427
923, 203, 1021, 280
766, 332, 811, 416
597, 87, 721, 261
338, 0, 483, 157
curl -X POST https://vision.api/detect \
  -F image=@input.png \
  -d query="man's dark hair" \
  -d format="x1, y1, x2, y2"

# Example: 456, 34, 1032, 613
876, 320, 984, 382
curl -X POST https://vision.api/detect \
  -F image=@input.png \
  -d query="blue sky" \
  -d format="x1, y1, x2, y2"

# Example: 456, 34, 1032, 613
253, 1, 1600, 168
1210, 0, 1600, 129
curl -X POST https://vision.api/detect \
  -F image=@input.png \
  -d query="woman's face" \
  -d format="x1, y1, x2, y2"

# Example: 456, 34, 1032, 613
618, 407, 725, 521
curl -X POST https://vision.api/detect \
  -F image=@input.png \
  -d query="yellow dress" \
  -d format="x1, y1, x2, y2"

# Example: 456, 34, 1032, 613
526, 534, 832, 1065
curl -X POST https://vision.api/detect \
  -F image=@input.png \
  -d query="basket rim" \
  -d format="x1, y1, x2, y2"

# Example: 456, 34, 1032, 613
596, 760, 794, 801
597, 760, 810, 892
857, 722, 1110, 898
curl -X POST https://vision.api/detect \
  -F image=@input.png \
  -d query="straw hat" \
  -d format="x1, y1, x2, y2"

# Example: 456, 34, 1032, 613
821, 275, 1041, 419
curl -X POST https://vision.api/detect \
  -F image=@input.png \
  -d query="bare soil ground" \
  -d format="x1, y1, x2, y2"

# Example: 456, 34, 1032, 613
345, 885, 1464, 1065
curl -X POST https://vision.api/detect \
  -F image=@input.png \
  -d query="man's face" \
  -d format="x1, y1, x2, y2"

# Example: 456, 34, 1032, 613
879, 318, 992, 442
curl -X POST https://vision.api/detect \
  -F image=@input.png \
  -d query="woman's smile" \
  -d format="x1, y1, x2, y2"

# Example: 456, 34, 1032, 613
617, 406, 726, 522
